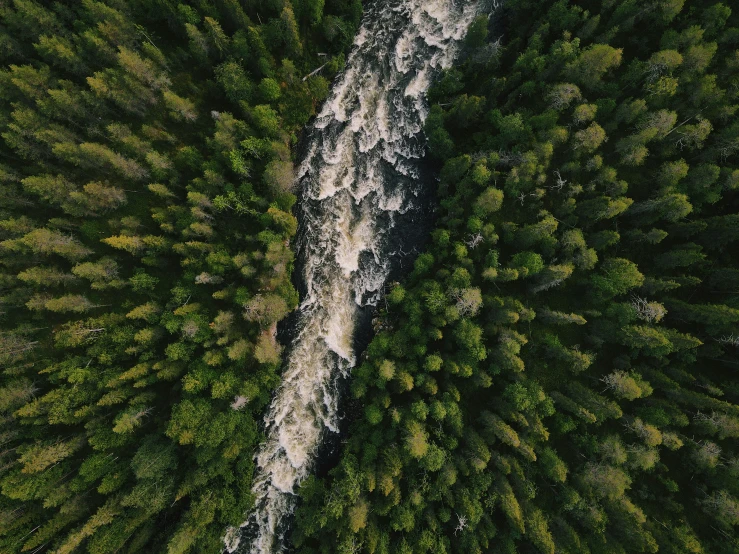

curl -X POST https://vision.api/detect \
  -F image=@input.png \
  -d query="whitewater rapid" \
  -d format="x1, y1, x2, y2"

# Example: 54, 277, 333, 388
225, 1, 481, 552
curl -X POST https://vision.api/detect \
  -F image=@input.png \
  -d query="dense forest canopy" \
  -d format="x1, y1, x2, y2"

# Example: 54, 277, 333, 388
291, 1, 739, 554
0, 0, 359, 552
2, 0, 739, 554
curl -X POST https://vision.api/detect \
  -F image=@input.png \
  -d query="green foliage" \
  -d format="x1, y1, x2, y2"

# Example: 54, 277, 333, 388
0, 0, 356, 552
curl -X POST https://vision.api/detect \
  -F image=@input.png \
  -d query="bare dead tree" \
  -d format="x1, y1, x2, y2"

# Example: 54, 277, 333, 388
717, 333, 739, 347
630, 295, 667, 323
454, 513, 468, 535
549, 170, 567, 192
465, 232, 484, 249
497, 150, 525, 166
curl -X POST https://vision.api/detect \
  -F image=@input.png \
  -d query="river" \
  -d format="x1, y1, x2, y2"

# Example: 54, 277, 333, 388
224, 1, 480, 552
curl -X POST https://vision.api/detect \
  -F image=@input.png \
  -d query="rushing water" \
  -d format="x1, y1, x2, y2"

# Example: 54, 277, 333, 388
225, 1, 480, 552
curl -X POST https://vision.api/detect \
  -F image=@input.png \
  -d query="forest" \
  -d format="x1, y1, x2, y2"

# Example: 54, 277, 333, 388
1, 0, 739, 554
0, 0, 359, 552
291, 1, 739, 553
